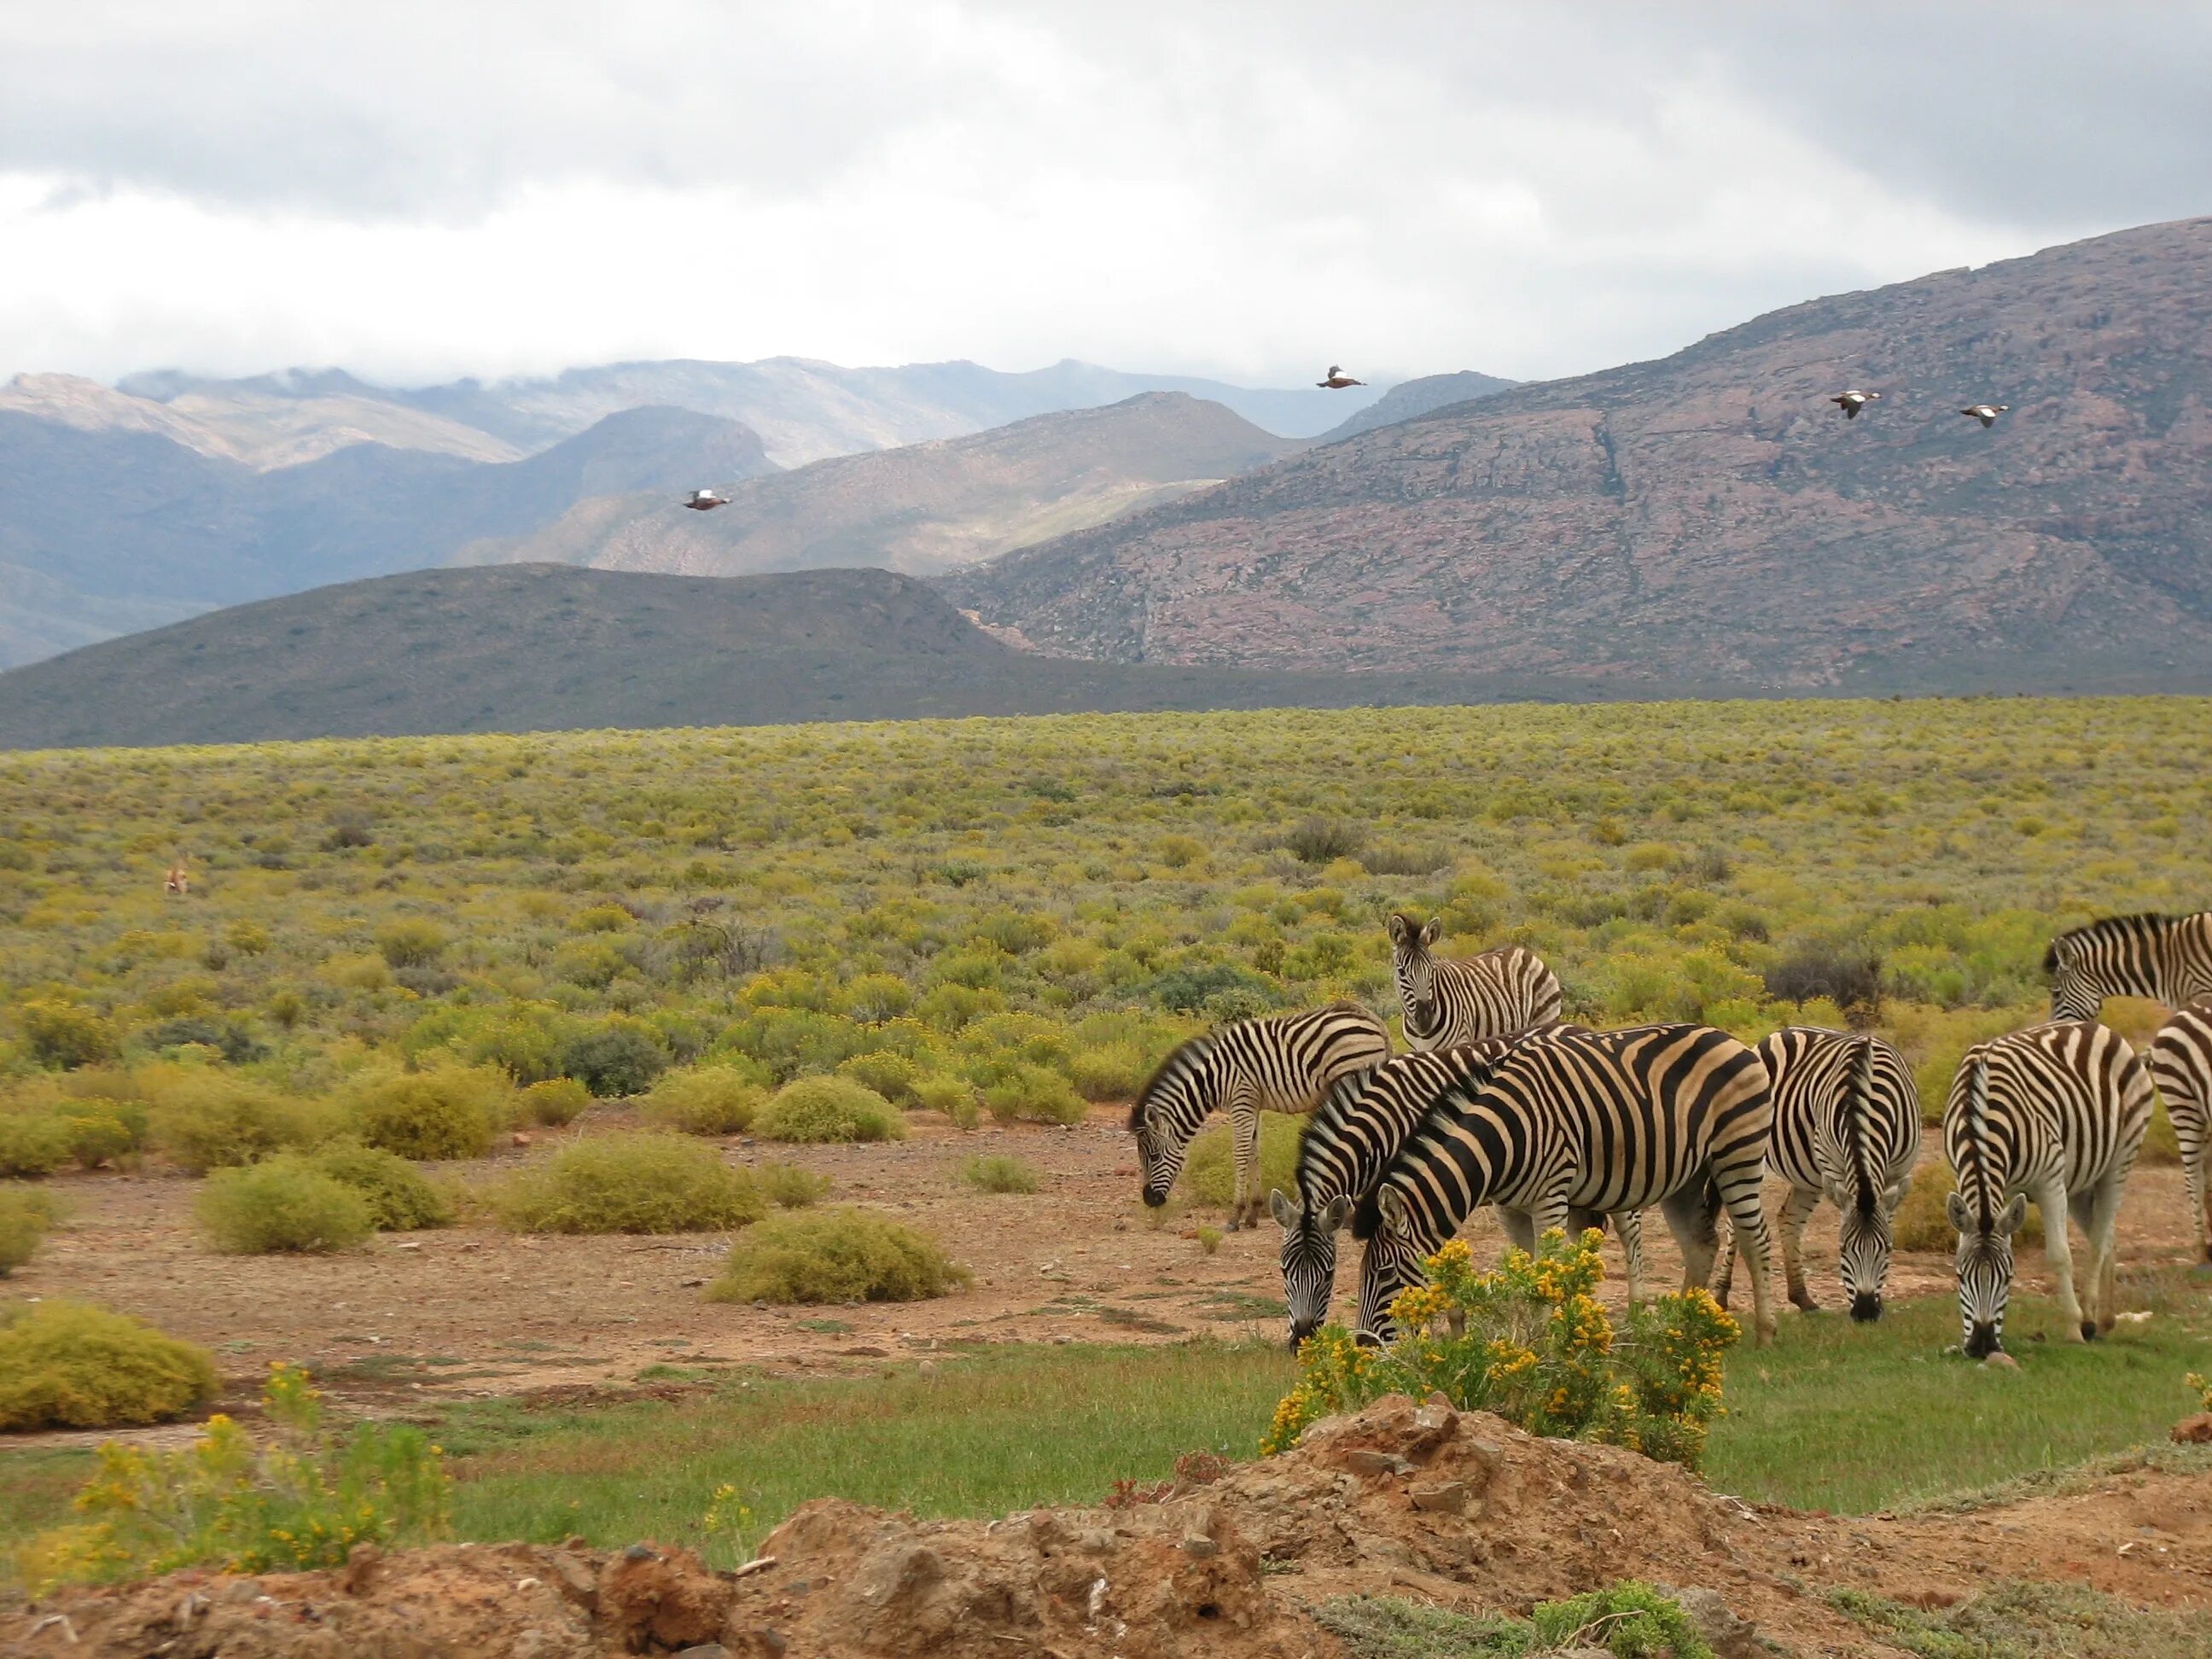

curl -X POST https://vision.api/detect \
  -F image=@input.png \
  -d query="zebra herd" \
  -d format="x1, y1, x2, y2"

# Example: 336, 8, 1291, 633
1126, 908, 2212, 1359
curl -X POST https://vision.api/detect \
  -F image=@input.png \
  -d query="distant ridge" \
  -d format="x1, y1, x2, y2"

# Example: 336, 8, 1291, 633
1316, 370, 1516, 442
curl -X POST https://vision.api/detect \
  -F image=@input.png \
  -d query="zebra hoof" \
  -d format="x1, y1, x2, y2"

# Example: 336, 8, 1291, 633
2078, 1320, 2098, 1342
1789, 1290, 1819, 1313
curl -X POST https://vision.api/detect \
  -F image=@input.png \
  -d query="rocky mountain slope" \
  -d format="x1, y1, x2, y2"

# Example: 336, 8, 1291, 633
954, 218, 2212, 692
469, 393, 1301, 578
0, 564, 1703, 748
1315, 368, 1516, 443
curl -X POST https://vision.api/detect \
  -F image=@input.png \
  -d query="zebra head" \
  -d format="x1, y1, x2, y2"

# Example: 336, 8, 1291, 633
2044, 937, 2102, 1022
1386, 911, 1444, 1027
1946, 1188, 2029, 1358
1835, 1185, 1895, 1323
1353, 1183, 1439, 1345
1271, 1187, 1353, 1348
1128, 1036, 1219, 1208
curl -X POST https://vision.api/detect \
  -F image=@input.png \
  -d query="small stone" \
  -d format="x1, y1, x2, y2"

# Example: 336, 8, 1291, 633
513, 1131, 533, 1147
1077, 1528, 1116, 1556
623, 1544, 658, 1563
918, 1359, 939, 1376
549, 1552, 598, 1606
674, 1646, 732, 1659
1409, 1480, 1468, 1515
1342, 1448, 1412, 1477
2172, 1412, 2212, 1444
679, 1277, 707, 1289
1983, 1352, 2021, 1371
1179, 1534, 1220, 1558
1666, 1586, 1763, 1659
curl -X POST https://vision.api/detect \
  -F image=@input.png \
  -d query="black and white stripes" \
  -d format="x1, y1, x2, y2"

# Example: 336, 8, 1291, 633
1387, 913, 1563, 1050
1943, 1021, 2153, 1357
2147, 1003, 2212, 1265
1129, 1001, 1391, 1230
2045, 911, 2212, 1021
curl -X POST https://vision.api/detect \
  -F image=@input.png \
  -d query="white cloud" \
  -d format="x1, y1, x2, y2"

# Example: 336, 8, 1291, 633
0, 1, 2197, 387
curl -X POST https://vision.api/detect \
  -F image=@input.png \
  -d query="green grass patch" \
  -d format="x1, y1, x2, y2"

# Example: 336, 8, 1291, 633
1830, 1580, 2212, 1656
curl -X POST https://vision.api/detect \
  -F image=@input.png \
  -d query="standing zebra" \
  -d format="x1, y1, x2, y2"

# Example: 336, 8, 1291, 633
1356, 1022, 1778, 1347
1387, 913, 1563, 1050
1945, 1021, 2153, 1357
1709, 1028, 1921, 1322
2046, 911, 2212, 1020
1268, 1028, 1637, 1347
1129, 1001, 1391, 1230
2146, 1003, 2212, 1265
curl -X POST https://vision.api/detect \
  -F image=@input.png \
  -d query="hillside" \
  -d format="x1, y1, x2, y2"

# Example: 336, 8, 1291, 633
468, 393, 1301, 578
0, 564, 1728, 748
1315, 368, 1516, 442
953, 218, 2212, 691
0, 407, 774, 670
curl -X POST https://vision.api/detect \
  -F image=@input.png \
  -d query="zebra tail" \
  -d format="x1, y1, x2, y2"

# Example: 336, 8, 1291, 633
1842, 1035, 1881, 1218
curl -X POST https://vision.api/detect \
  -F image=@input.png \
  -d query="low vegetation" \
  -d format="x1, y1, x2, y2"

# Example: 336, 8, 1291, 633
0, 1185, 58, 1275
1184, 1111, 1305, 1210
1893, 1160, 2043, 1252
310, 1140, 452, 1231
343, 1064, 512, 1161
194, 1155, 375, 1254
638, 1064, 765, 1135
707, 1206, 966, 1304
518, 1077, 591, 1126
1315, 1584, 1715, 1659
753, 1076, 906, 1144
495, 1132, 765, 1235
0, 1299, 218, 1432
959, 1153, 1040, 1194
754, 1161, 831, 1208
1829, 1581, 2212, 1658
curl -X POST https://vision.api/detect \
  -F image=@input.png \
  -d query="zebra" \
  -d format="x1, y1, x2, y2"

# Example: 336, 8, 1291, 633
1944, 1021, 2153, 1357
1709, 1027, 1921, 1322
1386, 913, 1563, 1051
2146, 1002, 2212, 1266
1129, 1001, 1391, 1230
1355, 1022, 1778, 1348
2045, 911, 2212, 1020
1268, 1027, 1640, 1347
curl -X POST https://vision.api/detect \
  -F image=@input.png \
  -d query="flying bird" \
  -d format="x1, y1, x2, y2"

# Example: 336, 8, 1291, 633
1317, 365, 1365, 389
1959, 404, 2008, 428
684, 488, 730, 511
1830, 389, 1880, 419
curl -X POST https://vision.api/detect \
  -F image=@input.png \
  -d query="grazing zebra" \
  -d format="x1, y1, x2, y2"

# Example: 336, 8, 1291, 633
2045, 911, 2212, 1020
1710, 1028, 1921, 1322
1268, 1028, 1638, 1347
1386, 913, 1563, 1051
2146, 1003, 2212, 1265
1944, 1021, 2153, 1357
1129, 1001, 1391, 1230
1355, 1023, 1778, 1347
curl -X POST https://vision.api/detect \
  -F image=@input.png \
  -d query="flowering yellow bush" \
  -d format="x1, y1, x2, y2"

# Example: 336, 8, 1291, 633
2190, 1372, 2212, 1412
13, 1362, 449, 1592
1262, 1230, 1738, 1469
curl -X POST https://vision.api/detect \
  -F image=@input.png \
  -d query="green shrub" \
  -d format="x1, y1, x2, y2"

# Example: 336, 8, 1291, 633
19, 1362, 448, 1588
1282, 817, 1365, 864
0, 1111, 73, 1178
911, 1073, 980, 1129
959, 1154, 1039, 1195
0, 1185, 60, 1275
344, 1066, 510, 1161
1067, 1042, 1154, 1102
148, 1076, 334, 1173
707, 1208, 968, 1304
835, 1049, 928, 1105
757, 1161, 831, 1208
979, 1062, 1087, 1126
374, 918, 448, 969
311, 1142, 452, 1231
559, 1020, 669, 1097
754, 1077, 907, 1144
1185, 1112, 1306, 1208
497, 1134, 765, 1234
639, 1065, 765, 1135
0, 1299, 218, 1431
518, 1077, 591, 1126
1314, 1583, 1714, 1659
195, 1156, 375, 1254
20, 1001, 120, 1070
55, 1101, 146, 1168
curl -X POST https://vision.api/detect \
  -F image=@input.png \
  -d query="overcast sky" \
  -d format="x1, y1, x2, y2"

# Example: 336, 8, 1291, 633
2, 2, 2207, 390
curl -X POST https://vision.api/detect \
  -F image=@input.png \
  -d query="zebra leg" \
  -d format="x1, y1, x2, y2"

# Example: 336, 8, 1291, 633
1496, 1206, 1538, 1254
2180, 1103, 2212, 1266
1709, 1169, 1778, 1348
1659, 1182, 1721, 1298
1227, 1092, 1260, 1231
1615, 1208, 1646, 1305
2035, 1179, 2089, 1342
2081, 1174, 2128, 1335
1779, 1184, 1821, 1312
1708, 1210, 1737, 1307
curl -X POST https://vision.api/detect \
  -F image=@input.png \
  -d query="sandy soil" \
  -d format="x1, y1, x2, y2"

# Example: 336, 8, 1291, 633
9, 1106, 2209, 1440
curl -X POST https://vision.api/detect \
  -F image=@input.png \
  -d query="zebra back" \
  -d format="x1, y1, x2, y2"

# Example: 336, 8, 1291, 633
2044, 911, 2212, 1018
1130, 1001, 1391, 1173
1755, 1026, 1919, 1214
1295, 1037, 1532, 1209
1387, 912, 1564, 1051
1942, 1021, 2155, 1225
2147, 1003, 2212, 1123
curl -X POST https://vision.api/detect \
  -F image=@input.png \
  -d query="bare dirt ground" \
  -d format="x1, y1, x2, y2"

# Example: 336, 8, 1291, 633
9, 1392, 2211, 1656
8, 1104, 2209, 1441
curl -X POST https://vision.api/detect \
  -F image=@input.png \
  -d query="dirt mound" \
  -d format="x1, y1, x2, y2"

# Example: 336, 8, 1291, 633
10, 1396, 2211, 1656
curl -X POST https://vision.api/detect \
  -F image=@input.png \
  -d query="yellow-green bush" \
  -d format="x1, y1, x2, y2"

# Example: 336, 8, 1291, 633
195, 1156, 375, 1254
519, 1076, 591, 1126
19, 1000, 120, 1070
311, 1142, 452, 1231
497, 1133, 765, 1234
0, 1185, 60, 1275
754, 1077, 907, 1144
835, 1049, 928, 1105
374, 918, 448, 969
959, 1154, 1039, 1195
756, 1161, 831, 1208
343, 1065, 511, 1161
638, 1065, 765, 1135
0, 1110, 73, 1178
1185, 1112, 1307, 1208
0, 1299, 218, 1431
911, 1072, 980, 1129
1892, 1161, 2044, 1253
977, 1062, 1087, 1126
1066, 1043, 1152, 1103
707, 1207, 967, 1304
148, 1074, 335, 1173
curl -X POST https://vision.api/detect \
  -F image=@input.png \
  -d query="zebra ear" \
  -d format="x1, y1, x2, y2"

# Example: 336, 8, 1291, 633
1421, 917, 1442, 947
1387, 913, 1408, 944
1323, 1193, 1355, 1232
1995, 1194, 2029, 1237
1268, 1188, 1295, 1229
1377, 1186, 1413, 1238
1943, 1190, 1971, 1233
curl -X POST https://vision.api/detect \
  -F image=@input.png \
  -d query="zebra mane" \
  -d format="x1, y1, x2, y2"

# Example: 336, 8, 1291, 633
1958, 1051, 1994, 1232
2042, 911, 2176, 976
1838, 1035, 1880, 1218
1127, 1032, 1214, 1130
1295, 1064, 1377, 1197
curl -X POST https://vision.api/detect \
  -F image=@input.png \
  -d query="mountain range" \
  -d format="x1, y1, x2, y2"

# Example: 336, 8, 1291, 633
954, 218, 2212, 691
